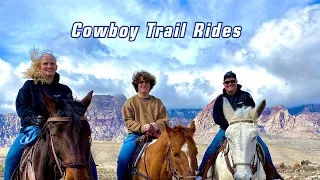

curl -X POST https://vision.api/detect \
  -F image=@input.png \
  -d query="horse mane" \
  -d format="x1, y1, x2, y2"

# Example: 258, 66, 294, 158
171, 124, 195, 139
53, 97, 87, 126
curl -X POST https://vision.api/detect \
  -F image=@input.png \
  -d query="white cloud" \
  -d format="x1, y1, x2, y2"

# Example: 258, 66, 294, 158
0, 1, 319, 114
0, 59, 25, 113
249, 5, 320, 58
221, 4, 320, 107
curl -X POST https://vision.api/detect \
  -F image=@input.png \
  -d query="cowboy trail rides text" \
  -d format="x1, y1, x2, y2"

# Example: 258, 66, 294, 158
70, 22, 242, 41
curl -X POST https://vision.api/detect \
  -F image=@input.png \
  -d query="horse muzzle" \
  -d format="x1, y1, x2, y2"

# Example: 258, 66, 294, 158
65, 167, 92, 180
234, 165, 253, 180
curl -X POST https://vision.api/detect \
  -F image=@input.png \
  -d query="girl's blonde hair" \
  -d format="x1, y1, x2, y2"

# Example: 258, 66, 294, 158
23, 48, 56, 84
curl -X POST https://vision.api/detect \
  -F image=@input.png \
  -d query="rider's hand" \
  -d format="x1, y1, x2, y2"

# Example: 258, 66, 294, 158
142, 124, 150, 132
151, 122, 159, 131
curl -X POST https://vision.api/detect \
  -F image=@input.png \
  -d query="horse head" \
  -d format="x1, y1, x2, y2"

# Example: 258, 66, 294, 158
222, 97, 266, 180
162, 121, 198, 179
38, 90, 94, 180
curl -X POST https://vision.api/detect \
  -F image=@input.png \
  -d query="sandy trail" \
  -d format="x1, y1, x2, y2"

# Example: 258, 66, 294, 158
0, 137, 319, 180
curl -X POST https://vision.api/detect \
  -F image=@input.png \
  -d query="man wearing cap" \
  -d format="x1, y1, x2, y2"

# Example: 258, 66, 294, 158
197, 71, 282, 179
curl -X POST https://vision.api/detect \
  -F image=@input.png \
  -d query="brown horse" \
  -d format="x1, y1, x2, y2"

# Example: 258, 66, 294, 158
132, 121, 198, 180
13, 91, 94, 180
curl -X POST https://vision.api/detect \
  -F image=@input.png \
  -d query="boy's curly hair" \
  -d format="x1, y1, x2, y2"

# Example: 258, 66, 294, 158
132, 70, 156, 92
23, 47, 56, 84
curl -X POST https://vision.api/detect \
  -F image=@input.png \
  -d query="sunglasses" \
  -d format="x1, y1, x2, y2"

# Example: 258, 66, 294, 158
224, 80, 236, 84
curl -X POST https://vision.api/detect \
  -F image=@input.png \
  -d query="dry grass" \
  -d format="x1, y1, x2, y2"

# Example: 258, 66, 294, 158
0, 137, 319, 180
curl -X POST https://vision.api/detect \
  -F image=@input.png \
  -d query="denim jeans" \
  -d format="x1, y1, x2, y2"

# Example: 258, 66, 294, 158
198, 129, 276, 174
4, 133, 25, 180
90, 154, 98, 180
198, 129, 225, 172
117, 133, 140, 180
257, 136, 277, 171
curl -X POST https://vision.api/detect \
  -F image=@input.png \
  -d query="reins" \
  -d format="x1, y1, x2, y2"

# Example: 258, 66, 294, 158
43, 116, 91, 179
223, 120, 261, 180
166, 142, 197, 180
135, 126, 197, 180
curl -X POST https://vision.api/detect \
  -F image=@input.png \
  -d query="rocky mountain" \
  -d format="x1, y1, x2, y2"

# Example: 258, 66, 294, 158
0, 94, 319, 147
0, 94, 200, 147
86, 95, 200, 142
194, 99, 320, 144
167, 109, 201, 127
288, 104, 320, 115
259, 105, 320, 138
86, 94, 128, 142
193, 99, 220, 143
0, 113, 20, 147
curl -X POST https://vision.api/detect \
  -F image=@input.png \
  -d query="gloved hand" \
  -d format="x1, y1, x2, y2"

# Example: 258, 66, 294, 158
21, 126, 40, 146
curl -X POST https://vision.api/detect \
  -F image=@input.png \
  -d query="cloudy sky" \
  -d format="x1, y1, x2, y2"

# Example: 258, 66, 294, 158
0, 0, 320, 114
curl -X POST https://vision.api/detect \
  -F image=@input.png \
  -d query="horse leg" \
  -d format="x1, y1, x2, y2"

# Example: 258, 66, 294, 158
214, 153, 233, 180
204, 165, 214, 180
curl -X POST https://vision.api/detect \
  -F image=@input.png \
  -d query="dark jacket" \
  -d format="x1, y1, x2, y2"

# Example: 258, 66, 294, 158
16, 73, 73, 132
212, 84, 255, 130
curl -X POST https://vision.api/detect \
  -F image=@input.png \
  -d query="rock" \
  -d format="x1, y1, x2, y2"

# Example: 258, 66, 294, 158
301, 160, 312, 166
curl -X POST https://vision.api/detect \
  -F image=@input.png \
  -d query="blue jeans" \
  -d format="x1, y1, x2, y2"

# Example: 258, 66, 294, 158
198, 129, 225, 172
90, 154, 98, 180
117, 133, 140, 180
4, 133, 25, 180
256, 136, 277, 171
4, 133, 98, 180
198, 129, 276, 173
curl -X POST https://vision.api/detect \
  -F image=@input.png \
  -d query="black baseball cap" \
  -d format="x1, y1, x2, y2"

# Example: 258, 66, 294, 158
223, 71, 237, 80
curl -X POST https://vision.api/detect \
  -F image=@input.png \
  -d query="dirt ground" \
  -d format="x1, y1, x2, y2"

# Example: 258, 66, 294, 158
0, 137, 320, 180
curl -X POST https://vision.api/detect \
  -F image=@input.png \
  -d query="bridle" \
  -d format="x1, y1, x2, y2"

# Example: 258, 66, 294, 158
40, 116, 92, 179
166, 142, 197, 180
223, 120, 262, 180
136, 141, 197, 180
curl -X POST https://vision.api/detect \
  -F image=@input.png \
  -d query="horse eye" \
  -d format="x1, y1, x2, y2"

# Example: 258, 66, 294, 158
173, 153, 180, 158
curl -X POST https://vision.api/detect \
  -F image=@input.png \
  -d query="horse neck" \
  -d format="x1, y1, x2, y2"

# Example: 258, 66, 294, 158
145, 133, 171, 178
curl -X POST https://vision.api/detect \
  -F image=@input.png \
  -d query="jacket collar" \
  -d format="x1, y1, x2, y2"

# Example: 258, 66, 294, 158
40, 73, 60, 86
52, 73, 60, 84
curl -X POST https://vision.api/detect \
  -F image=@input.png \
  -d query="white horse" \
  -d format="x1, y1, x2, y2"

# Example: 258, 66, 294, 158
204, 97, 267, 180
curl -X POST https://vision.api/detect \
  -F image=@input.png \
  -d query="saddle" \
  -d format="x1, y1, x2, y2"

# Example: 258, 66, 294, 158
124, 127, 161, 180
201, 139, 282, 180
200, 138, 228, 178
12, 141, 38, 180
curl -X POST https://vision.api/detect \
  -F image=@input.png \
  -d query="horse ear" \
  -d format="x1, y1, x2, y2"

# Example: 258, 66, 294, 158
80, 90, 93, 109
253, 99, 266, 121
222, 97, 234, 121
188, 121, 196, 135
41, 90, 57, 115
